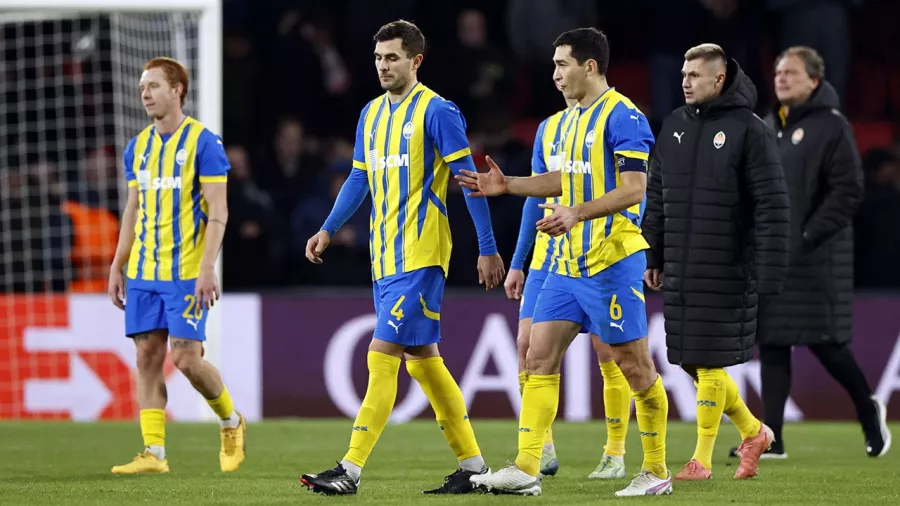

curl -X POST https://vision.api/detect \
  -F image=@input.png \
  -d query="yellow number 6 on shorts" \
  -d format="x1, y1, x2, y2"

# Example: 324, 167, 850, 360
609, 294, 622, 320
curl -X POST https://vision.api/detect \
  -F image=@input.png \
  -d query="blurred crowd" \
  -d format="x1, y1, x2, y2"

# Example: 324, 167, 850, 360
1, 0, 900, 292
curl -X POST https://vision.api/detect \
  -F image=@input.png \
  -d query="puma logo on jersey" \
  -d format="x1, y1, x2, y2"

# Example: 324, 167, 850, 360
609, 320, 625, 332
185, 319, 198, 331
673, 132, 684, 144
387, 320, 403, 334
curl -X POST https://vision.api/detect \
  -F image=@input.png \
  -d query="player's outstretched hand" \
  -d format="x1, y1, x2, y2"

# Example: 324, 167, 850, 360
536, 203, 578, 237
306, 230, 331, 264
196, 267, 220, 310
504, 268, 525, 300
478, 253, 506, 291
644, 268, 663, 291
108, 268, 125, 310
455, 155, 508, 197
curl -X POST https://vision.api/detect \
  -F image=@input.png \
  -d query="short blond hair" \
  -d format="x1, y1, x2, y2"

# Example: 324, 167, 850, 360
684, 43, 727, 65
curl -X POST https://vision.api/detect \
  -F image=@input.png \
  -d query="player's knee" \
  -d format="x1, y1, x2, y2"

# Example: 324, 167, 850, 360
171, 348, 203, 378
614, 351, 655, 388
592, 335, 614, 362
524, 347, 559, 375
516, 329, 531, 364
134, 337, 166, 373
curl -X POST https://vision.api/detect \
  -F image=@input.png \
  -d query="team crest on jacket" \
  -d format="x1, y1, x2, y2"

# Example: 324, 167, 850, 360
585, 129, 596, 147
713, 131, 726, 149
175, 148, 188, 165
402, 121, 415, 139
791, 128, 804, 145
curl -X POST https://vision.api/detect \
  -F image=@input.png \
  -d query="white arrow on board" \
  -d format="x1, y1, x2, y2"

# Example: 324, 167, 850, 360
23, 354, 112, 421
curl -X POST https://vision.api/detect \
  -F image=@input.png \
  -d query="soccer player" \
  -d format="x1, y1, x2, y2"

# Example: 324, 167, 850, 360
506, 94, 632, 481
300, 20, 505, 496
107, 57, 245, 474
461, 28, 672, 497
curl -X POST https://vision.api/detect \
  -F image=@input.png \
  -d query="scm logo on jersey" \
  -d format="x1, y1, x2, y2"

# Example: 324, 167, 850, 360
562, 160, 592, 174
151, 176, 183, 190
376, 153, 410, 171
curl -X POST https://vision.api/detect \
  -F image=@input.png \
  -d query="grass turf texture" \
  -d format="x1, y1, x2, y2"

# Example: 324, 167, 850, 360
1, 420, 897, 505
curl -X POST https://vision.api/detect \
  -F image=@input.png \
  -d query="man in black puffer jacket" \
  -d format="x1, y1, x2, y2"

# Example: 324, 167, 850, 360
642, 44, 790, 482
727, 46, 891, 461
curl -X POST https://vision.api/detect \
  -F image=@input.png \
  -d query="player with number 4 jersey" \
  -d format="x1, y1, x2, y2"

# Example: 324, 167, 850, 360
108, 57, 245, 476
301, 20, 505, 497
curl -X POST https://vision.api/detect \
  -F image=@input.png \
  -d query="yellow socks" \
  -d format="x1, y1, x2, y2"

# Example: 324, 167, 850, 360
693, 367, 727, 469
343, 351, 401, 468
207, 385, 237, 420
723, 371, 762, 440
632, 375, 668, 479
515, 374, 560, 476
140, 408, 166, 458
519, 370, 555, 448
407, 357, 483, 465
600, 360, 631, 457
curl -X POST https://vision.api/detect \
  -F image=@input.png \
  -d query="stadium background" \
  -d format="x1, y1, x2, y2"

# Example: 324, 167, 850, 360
1, 0, 900, 426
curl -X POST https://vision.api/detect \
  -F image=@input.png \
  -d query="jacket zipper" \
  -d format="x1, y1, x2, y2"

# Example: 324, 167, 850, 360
678, 115, 704, 364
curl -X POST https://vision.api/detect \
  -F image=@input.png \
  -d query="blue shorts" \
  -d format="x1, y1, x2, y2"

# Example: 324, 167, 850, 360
533, 252, 647, 345
372, 266, 445, 347
125, 278, 208, 341
518, 269, 549, 320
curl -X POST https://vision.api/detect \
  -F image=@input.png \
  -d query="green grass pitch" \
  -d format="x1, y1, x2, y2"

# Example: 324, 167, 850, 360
1, 420, 897, 505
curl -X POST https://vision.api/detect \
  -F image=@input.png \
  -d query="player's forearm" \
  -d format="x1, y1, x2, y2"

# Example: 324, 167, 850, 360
200, 209, 228, 273
462, 188, 498, 256
110, 196, 138, 272
506, 172, 562, 198
321, 168, 369, 235
511, 197, 542, 270
574, 182, 645, 222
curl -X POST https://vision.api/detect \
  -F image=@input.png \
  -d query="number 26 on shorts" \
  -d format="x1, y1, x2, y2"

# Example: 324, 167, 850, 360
183, 294, 204, 320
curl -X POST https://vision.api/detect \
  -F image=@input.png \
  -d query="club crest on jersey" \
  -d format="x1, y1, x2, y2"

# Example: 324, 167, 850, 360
791, 128, 804, 145
175, 148, 188, 166
402, 121, 415, 140
713, 131, 726, 149
585, 129, 596, 148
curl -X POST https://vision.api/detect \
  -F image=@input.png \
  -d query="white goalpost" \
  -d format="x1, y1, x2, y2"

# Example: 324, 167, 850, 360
0, 0, 223, 421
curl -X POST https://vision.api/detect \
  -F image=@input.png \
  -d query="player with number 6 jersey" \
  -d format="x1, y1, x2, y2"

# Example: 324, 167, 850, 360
459, 28, 672, 498
107, 57, 246, 476
505, 95, 635, 481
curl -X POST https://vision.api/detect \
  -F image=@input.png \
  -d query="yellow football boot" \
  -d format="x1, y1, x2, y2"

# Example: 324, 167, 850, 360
219, 412, 246, 472
111, 451, 169, 474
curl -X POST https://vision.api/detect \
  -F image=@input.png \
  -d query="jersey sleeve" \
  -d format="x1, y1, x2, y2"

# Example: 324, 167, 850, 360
196, 129, 231, 182
531, 119, 549, 176
352, 101, 373, 171
606, 101, 655, 172
123, 137, 137, 187
425, 99, 472, 163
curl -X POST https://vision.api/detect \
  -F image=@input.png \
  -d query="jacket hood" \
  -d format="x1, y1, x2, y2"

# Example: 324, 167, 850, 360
694, 58, 757, 117
773, 81, 840, 126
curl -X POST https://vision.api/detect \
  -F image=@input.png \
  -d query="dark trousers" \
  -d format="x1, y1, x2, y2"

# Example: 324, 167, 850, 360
759, 342, 875, 442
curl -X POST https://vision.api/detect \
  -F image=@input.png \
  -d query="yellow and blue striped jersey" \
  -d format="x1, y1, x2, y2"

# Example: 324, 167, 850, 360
551, 89, 655, 278
352, 83, 473, 281
123, 116, 230, 281
529, 106, 577, 272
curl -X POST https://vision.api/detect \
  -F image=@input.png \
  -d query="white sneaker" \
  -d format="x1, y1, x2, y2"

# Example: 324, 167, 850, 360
588, 454, 626, 479
615, 470, 673, 497
470, 463, 542, 496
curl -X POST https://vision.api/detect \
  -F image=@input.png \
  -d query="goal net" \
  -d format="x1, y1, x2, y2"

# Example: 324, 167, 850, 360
0, 1, 222, 421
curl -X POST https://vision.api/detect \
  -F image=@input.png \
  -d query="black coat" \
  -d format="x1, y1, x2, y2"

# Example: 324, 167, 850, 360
643, 59, 791, 368
757, 82, 863, 346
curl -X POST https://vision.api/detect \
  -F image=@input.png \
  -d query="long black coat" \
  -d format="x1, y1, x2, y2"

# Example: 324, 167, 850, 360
643, 59, 791, 368
758, 82, 863, 346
